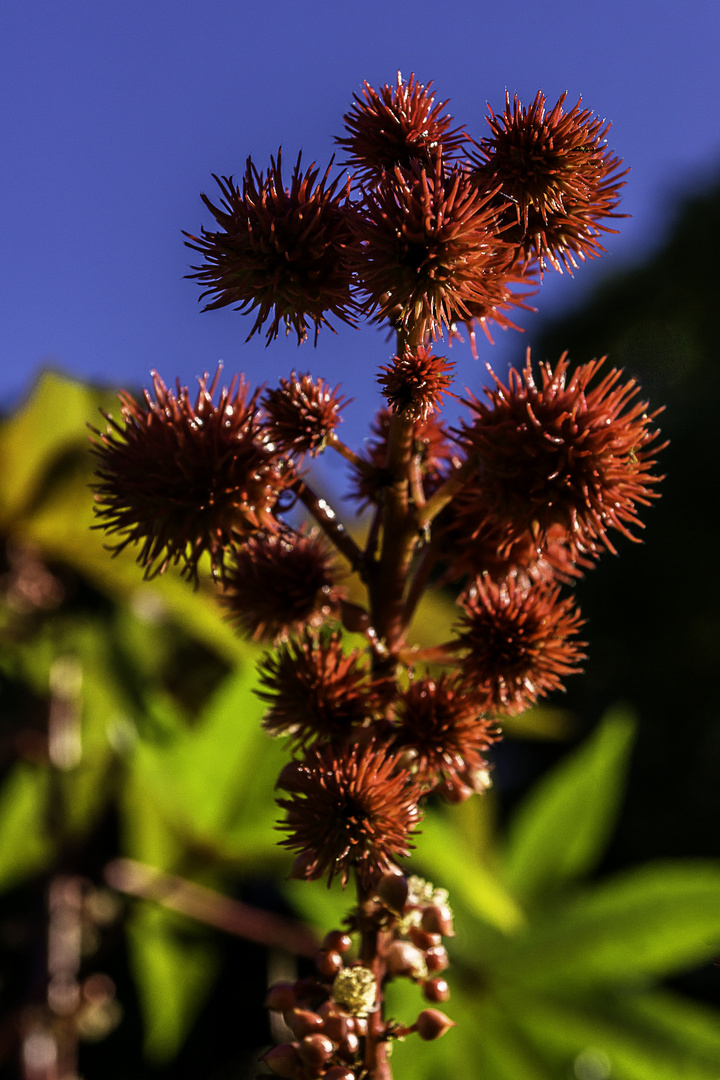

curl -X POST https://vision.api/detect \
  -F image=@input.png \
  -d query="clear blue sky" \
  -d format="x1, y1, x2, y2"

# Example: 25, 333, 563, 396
2, 0, 719, 455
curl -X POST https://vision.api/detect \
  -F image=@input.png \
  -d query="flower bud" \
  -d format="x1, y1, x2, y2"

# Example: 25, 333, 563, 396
408, 924, 440, 951
338, 1032, 360, 1061
413, 1008, 456, 1041
376, 871, 409, 913
316, 949, 343, 980
286, 1008, 324, 1039
298, 1033, 335, 1069
265, 981, 297, 1012
322, 930, 353, 954
385, 940, 427, 980
421, 903, 454, 937
422, 976, 450, 1003
261, 1042, 301, 1077
321, 1012, 349, 1042
425, 945, 449, 973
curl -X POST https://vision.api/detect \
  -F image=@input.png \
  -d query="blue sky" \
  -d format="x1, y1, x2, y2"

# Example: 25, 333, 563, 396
2, 0, 719, 456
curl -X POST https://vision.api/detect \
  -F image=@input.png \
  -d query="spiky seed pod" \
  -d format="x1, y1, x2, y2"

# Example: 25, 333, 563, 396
90, 368, 292, 582
391, 673, 498, 790
471, 91, 627, 272
349, 154, 521, 339
184, 151, 357, 344
262, 372, 348, 457
378, 346, 455, 422
457, 575, 586, 714
460, 352, 665, 557
257, 630, 375, 747
278, 740, 423, 888
220, 529, 344, 641
438, 489, 594, 587
336, 72, 468, 184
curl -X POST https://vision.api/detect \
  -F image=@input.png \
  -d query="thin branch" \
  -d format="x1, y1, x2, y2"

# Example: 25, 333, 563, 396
416, 453, 478, 531
105, 858, 318, 958
400, 537, 440, 631
293, 478, 366, 573
327, 432, 366, 470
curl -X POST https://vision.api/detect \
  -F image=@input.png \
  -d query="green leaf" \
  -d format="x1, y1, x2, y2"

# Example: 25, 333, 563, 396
498, 861, 720, 987
384, 983, 478, 1080
472, 1000, 558, 1080
284, 875, 353, 937
616, 988, 720, 1065
497, 986, 720, 1080
0, 371, 101, 524
502, 708, 636, 905
0, 764, 53, 891
413, 804, 527, 935
127, 902, 219, 1062
122, 661, 284, 866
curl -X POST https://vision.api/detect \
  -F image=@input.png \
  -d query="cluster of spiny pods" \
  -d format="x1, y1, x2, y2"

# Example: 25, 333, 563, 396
90, 74, 664, 1078
263, 874, 456, 1079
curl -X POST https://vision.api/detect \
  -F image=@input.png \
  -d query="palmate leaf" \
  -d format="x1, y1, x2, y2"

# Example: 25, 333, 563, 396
122, 659, 283, 866
0, 371, 105, 525
495, 861, 720, 988
126, 902, 220, 1062
0, 370, 248, 667
501, 708, 636, 905
0, 764, 53, 891
410, 804, 526, 935
495, 985, 720, 1080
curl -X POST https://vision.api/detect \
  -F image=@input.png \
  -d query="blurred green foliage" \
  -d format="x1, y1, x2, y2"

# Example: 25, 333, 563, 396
0, 361, 718, 1079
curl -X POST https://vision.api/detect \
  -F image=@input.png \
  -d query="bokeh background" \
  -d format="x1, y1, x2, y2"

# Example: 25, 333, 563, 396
2, 3, 720, 1079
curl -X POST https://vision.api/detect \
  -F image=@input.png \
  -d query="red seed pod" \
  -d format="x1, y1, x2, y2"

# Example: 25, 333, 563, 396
422, 976, 450, 1003
421, 903, 454, 937
425, 945, 449, 973
261, 1042, 302, 1077
316, 949, 343, 980
408, 925, 441, 951
385, 940, 427, 979
265, 981, 297, 1012
286, 1008, 325, 1039
376, 871, 409, 913
298, 1033, 335, 1069
414, 1008, 456, 1041
322, 930, 353, 954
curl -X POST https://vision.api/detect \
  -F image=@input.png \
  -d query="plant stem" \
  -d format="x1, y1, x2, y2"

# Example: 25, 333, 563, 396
416, 452, 479, 532
105, 858, 318, 957
357, 879, 393, 1080
293, 478, 367, 573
